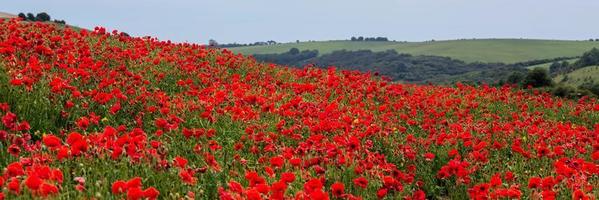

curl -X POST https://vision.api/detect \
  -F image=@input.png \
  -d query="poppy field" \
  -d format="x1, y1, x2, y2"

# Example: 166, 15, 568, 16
1, 18, 599, 199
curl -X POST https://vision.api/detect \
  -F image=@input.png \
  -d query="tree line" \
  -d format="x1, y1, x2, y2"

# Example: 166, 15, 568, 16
350, 36, 389, 41
17, 12, 66, 24
251, 48, 526, 84
209, 39, 278, 48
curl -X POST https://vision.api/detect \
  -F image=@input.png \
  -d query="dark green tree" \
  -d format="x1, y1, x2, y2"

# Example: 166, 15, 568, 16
35, 12, 51, 22
579, 82, 599, 96
549, 62, 561, 74
18, 13, 26, 19
289, 48, 300, 55
26, 13, 36, 21
506, 72, 525, 84
208, 39, 218, 46
576, 48, 599, 67
523, 68, 553, 87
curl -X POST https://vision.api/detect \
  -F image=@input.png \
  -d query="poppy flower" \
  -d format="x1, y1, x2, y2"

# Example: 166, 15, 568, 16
25, 175, 42, 191
8, 178, 20, 194
528, 177, 541, 189
43, 134, 62, 148
228, 181, 244, 194
40, 183, 59, 197
7, 162, 24, 177
143, 187, 159, 200
179, 170, 196, 185
308, 189, 329, 200
8, 144, 20, 156
353, 177, 368, 189
269, 156, 284, 168
281, 172, 295, 183
126, 177, 142, 189
112, 180, 127, 194
66, 132, 84, 145
424, 152, 435, 161
377, 188, 388, 199
51, 169, 64, 184
173, 156, 188, 168
331, 182, 345, 196
127, 187, 144, 200
245, 188, 261, 200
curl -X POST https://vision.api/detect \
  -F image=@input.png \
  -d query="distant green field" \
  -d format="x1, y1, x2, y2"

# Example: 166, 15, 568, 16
526, 58, 579, 70
229, 39, 599, 63
554, 66, 599, 87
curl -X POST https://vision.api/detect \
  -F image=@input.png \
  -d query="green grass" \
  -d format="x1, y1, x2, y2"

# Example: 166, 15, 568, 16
554, 66, 599, 87
229, 39, 599, 63
525, 58, 579, 70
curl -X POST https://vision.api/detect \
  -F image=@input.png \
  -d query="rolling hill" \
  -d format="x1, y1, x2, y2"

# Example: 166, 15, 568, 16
2, 19, 599, 200
0, 11, 85, 31
0, 11, 17, 19
230, 39, 599, 63
554, 65, 599, 86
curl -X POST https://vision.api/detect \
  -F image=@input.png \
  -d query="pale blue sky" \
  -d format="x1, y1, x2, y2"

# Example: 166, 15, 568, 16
4, 0, 599, 44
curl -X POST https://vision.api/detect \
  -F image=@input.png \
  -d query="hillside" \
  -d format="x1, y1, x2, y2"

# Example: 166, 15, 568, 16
554, 66, 599, 86
230, 39, 599, 63
0, 12, 17, 19
1, 20, 599, 200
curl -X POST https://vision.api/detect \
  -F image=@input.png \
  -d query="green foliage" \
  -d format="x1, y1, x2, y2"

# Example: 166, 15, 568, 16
350, 36, 388, 41
35, 12, 51, 22
26, 13, 35, 21
253, 49, 525, 84
575, 48, 599, 67
523, 68, 553, 88
579, 82, 599, 96
506, 72, 525, 85
253, 48, 318, 66
289, 47, 300, 55
552, 85, 577, 98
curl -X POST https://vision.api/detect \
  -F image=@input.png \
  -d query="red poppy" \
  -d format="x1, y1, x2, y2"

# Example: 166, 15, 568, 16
25, 175, 42, 191
353, 177, 368, 189
173, 156, 188, 168
127, 187, 144, 200
7, 162, 24, 177
40, 183, 59, 197
43, 134, 62, 148
126, 177, 142, 189
331, 182, 345, 196
8, 144, 20, 157
179, 170, 196, 185
8, 178, 20, 194
112, 180, 127, 194
280, 172, 295, 183
143, 187, 159, 200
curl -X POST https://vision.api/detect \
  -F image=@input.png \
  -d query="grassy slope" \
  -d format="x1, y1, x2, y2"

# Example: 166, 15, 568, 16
3, 20, 599, 200
554, 65, 599, 86
0, 11, 17, 19
230, 39, 599, 63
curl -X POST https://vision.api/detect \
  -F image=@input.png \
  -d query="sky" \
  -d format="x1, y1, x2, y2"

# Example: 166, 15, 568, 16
4, 0, 599, 44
